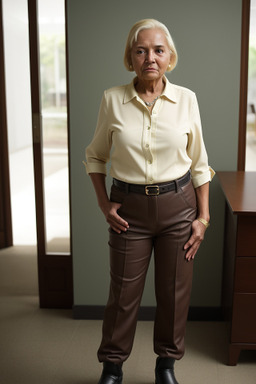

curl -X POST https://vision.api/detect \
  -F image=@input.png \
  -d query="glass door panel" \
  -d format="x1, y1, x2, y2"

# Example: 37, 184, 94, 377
246, 0, 256, 170
3, 0, 36, 246
38, 0, 70, 253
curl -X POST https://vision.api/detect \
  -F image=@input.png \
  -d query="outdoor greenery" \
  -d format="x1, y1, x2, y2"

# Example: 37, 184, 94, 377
249, 45, 256, 79
39, 34, 67, 148
40, 34, 66, 109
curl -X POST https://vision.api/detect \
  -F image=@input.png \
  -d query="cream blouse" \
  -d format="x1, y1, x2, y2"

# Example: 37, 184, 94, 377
84, 76, 214, 188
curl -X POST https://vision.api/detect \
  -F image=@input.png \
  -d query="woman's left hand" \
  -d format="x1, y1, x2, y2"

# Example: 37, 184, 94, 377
183, 219, 207, 261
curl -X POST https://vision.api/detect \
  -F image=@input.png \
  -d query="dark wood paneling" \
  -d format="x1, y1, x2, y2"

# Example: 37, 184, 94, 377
231, 294, 256, 343
234, 258, 256, 292
218, 171, 256, 365
221, 204, 237, 320
27, 0, 46, 257
0, 0, 13, 249
229, 343, 256, 366
217, 172, 256, 214
39, 255, 73, 308
237, 216, 256, 256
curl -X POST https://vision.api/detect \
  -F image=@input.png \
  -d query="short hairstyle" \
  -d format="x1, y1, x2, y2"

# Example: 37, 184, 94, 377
124, 19, 178, 72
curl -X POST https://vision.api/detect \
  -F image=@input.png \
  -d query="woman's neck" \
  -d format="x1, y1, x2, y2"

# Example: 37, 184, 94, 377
135, 78, 165, 96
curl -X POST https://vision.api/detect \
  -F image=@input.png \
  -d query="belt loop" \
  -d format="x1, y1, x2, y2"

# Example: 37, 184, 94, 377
174, 179, 180, 193
125, 183, 129, 194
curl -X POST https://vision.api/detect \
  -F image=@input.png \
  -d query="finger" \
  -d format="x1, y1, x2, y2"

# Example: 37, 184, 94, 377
184, 235, 196, 250
109, 221, 129, 233
186, 237, 203, 260
184, 235, 201, 259
185, 245, 198, 261
110, 225, 123, 234
107, 203, 129, 229
109, 213, 129, 230
112, 203, 129, 224
186, 247, 197, 261
116, 214, 129, 229
107, 213, 129, 234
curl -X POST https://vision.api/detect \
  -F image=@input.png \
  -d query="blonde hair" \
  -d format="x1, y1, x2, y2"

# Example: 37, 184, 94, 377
124, 19, 178, 72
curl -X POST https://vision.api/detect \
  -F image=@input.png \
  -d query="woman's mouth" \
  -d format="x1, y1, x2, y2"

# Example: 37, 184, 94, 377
144, 67, 157, 72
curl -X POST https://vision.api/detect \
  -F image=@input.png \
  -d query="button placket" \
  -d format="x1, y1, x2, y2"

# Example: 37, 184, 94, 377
142, 98, 161, 183
149, 108, 158, 183
142, 112, 153, 183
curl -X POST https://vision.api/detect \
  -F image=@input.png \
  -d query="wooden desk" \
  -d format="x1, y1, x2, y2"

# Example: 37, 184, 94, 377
218, 171, 256, 365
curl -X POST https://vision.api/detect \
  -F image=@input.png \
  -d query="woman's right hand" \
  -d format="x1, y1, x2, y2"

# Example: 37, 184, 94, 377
89, 173, 129, 234
101, 201, 129, 234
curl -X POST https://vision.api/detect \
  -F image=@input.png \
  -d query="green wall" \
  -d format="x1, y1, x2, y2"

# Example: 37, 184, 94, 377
67, 0, 242, 309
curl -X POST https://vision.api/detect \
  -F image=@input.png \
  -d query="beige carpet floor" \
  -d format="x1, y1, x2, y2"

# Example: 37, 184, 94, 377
0, 246, 256, 384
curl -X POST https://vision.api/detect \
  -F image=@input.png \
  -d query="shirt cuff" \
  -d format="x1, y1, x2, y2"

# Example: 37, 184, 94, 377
192, 166, 215, 188
83, 161, 107, 175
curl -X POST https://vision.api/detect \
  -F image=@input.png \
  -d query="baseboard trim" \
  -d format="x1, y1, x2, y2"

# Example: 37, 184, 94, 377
73, 305, 223, 321
188, 306, 223, 321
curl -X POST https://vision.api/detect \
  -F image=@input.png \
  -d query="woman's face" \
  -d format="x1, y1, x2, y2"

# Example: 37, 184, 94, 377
131, 28, 171, 83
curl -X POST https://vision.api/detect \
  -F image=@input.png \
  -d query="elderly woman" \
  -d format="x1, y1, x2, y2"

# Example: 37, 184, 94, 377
84, 19, 214, 384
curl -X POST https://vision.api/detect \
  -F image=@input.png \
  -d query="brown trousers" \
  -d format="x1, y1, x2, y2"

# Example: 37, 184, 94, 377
97, 177, 197, 364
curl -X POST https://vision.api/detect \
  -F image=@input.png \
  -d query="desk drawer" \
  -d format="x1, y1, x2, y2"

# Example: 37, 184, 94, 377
234, 258, 256, 293
237, 216, 256, 257
231, 293, 256, 343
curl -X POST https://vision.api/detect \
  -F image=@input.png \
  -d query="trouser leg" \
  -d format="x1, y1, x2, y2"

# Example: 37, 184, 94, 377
97, 230, 153, 364
153, 181, 197, 360
153, 231, 194, 359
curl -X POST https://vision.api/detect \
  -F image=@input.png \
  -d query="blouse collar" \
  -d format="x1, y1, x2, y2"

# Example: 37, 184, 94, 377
123, 75, 178, 104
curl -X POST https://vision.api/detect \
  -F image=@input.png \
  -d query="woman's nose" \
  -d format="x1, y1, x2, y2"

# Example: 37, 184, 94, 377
146, 50, 155, 62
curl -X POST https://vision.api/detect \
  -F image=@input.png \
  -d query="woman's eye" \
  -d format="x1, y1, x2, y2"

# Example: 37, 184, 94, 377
137, 49, 145, 55
156, 49, 164, 54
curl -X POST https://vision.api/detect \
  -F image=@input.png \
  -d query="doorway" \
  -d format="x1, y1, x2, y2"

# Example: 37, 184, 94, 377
1, 0, 73, 308
3, 0, 70, 252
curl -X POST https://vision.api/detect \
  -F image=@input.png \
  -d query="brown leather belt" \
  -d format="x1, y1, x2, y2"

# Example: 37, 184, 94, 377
113, 171, 191, 196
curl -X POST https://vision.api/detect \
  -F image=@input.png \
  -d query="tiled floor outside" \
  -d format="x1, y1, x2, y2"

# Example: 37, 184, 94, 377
9, 146, 70, 253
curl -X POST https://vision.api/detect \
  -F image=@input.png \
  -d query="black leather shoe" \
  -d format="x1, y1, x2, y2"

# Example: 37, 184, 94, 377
98, 362, 123, 384
155, 357, 179, 384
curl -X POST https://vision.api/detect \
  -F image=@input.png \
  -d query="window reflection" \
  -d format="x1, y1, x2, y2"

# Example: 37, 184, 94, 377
246, 0, 256, 170
38, 0, 70, 253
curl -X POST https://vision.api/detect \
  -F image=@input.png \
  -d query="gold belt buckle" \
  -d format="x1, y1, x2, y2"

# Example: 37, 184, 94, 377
145, 185, 160, 196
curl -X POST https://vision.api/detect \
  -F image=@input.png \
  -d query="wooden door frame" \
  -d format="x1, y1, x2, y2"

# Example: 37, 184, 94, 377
237, 0, 251, 171
0, 0, 13, 249
28, 0, 73, 308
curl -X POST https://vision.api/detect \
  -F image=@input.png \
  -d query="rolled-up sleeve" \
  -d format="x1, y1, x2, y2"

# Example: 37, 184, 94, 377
187, 94, 215, 188
84, 91, 112, 175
